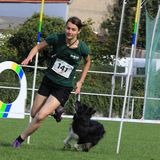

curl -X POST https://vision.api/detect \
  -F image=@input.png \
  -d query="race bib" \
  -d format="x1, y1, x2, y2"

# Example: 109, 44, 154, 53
51, 58, 74, 78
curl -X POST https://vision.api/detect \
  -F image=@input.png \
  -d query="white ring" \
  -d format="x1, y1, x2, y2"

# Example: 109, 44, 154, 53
0, 61, 27, 118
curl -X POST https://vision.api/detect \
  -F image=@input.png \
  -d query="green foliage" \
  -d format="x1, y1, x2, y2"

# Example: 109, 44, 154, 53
8, 13, 65, 64
0, 30, 18, 62
80, 18, 97, 44
5, 14, 100, 66
80, 18, 103, 64
101, 0, 146, 59
0, 70, 20, 103
146, 0, 160, 17
0, 13, 146, 119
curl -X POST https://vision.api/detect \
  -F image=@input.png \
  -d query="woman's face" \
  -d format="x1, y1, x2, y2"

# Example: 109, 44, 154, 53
65, 22, 80, 40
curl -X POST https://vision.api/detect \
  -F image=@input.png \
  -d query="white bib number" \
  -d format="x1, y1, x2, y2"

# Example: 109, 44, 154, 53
52, 58, 74, 78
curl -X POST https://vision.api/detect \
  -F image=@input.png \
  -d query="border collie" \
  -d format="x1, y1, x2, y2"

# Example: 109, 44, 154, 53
64, 101, 105, 152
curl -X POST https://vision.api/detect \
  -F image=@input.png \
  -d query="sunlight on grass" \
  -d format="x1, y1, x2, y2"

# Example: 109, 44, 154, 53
0, 117, 160, 160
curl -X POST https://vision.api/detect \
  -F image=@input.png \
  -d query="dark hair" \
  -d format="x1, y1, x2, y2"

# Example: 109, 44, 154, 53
66, 16, 85, 30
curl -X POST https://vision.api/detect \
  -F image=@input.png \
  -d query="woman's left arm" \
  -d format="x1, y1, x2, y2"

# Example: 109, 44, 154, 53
75, 55, 91, 94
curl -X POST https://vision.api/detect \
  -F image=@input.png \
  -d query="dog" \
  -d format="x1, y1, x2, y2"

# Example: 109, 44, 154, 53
64, 101, 105, 152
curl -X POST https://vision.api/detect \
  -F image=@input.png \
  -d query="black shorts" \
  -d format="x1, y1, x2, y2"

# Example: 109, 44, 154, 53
38, 76, 73, 106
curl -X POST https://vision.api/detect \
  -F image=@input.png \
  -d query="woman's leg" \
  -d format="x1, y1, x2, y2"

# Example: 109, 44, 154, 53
13, 95, 60, 147
31, 93, 48, 118
21, 95, 60, 139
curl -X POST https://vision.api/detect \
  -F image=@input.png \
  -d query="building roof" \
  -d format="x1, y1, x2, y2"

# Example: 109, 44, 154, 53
0, 0, 71, 3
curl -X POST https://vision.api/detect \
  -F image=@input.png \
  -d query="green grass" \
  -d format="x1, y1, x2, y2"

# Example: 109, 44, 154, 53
1, 117, 160, 160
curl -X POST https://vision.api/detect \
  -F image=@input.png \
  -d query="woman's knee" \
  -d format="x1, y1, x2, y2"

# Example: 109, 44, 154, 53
30, 110, 36, 118
35, 112, 47, 122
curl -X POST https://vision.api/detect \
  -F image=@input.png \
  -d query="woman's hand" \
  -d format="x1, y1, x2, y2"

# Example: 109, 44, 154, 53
21, 57, 32, 65
74, 55, 90, 94
75, 81, 83, 94
21, 41, 48, 66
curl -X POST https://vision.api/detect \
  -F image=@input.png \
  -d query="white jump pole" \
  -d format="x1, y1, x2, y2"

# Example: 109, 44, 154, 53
109, 0, 127, 118
27, 0, 45, 144
116, 0, 142, 154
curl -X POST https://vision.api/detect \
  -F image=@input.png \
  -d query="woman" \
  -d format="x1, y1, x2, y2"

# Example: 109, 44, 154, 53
12, 16, 91, 148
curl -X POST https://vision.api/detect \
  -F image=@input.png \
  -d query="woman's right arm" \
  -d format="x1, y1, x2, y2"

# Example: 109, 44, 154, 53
21, 40, 48, 65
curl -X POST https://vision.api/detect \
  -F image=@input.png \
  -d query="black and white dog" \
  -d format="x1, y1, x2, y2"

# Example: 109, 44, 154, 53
64, 101, 105, 152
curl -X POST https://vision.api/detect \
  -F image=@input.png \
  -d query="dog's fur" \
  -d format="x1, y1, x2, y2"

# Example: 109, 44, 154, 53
64, 101, 105, 152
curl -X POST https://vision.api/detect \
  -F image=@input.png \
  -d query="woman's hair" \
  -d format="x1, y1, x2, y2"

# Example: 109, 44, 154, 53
66, 16, 85, 30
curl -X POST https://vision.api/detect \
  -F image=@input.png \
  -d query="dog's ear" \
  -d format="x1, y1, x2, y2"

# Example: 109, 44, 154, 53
91, 109, 96, 115
87, 107, 96, 116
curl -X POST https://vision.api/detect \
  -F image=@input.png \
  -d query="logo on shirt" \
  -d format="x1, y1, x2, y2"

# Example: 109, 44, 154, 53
70, 55, 79, 60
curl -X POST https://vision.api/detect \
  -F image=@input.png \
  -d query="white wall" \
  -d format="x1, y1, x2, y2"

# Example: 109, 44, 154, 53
0, 3, 67, 19
68, 0, 116, 34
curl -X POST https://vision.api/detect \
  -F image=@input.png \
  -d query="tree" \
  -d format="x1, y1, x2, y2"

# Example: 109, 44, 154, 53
8, 13, 65, 65
146, 0, 160, 17
7, 14, 99, 66
101, 0, 146, 59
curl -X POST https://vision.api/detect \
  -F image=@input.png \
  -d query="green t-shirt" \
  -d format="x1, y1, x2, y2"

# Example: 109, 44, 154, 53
45, 33, 90, 88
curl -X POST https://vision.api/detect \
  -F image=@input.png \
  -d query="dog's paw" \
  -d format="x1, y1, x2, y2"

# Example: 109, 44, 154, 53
73, 144, 83, 151
83, 143, 93, 152
63, 143, 71, 149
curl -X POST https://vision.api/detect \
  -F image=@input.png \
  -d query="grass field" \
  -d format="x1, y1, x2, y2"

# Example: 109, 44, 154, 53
1, 117, 160, 160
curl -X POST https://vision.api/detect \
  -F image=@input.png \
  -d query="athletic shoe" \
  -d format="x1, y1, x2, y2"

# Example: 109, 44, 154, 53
12, 139, 21, 148
52, 106, 64, 122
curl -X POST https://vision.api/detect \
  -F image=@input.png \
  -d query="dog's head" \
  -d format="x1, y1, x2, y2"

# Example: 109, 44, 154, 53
74, 101, 96, 120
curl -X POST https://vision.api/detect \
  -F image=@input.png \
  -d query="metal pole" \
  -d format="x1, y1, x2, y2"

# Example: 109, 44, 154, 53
116, 0, 142, 154
109, 0, 127, 118
131, 98, 135, 119
27, 0, 45, 144
126, 76, 133, 117
126, 0, 142, 119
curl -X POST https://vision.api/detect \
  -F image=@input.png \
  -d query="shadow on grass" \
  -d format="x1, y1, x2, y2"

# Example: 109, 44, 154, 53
0, 140, 83, 155
0, 141, 12, 147
24, 143, 81, 153
60, 147, 81, 152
